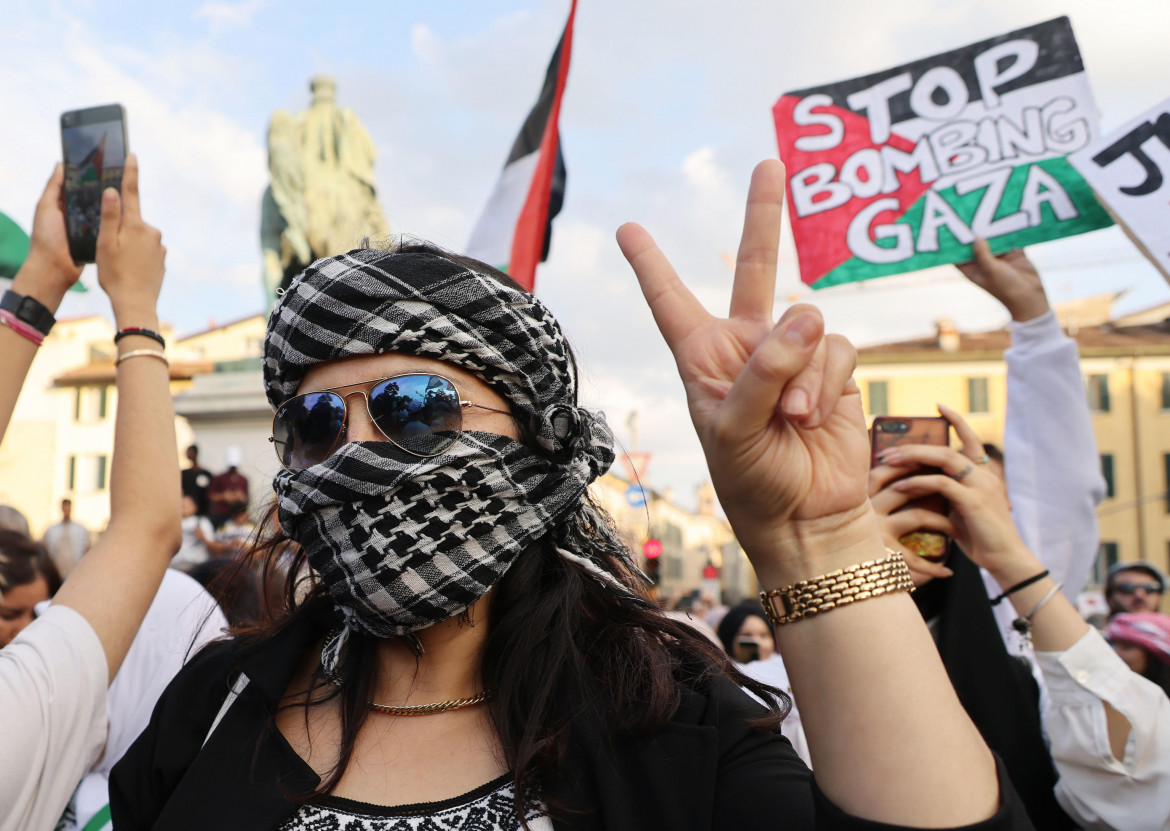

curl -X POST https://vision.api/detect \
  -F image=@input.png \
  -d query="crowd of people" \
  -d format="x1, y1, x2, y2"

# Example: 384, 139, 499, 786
0, 153, 1167, 831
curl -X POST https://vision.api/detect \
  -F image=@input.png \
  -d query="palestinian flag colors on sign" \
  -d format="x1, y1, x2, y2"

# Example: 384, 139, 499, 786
774, 16, 1113, 289
465, 0, 576, 293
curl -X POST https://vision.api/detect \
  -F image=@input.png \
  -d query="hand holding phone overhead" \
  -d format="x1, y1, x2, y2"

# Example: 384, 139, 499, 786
60, 104, 128, 265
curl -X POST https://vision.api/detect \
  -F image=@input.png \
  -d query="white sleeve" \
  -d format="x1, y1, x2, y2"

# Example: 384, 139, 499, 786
1036, 629, 1170, 831
1002, 310, 1105, 600
0, 605, 108, 831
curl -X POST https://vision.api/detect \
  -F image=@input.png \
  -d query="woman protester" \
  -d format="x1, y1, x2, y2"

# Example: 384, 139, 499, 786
0, 157, 178, 831
877, 409, 1170, 831
1106, 612, 1170, 698
111, 160, 1029, 830
0, 531, 60, 648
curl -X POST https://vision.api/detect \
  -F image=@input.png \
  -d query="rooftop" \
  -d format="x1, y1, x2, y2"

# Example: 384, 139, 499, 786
52, 359, 214, 386
859, 298, 1170, 364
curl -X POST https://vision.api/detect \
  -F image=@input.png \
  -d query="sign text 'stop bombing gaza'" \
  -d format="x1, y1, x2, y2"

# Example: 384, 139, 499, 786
774, 17, 1112, 289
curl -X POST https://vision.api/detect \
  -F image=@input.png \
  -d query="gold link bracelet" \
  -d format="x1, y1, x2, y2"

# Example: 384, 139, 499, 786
760, 550, 915, 627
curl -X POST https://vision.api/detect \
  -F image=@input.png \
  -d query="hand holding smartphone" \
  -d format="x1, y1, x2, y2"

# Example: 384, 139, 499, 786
870, 416, 951, 562
60, 104, 128, 264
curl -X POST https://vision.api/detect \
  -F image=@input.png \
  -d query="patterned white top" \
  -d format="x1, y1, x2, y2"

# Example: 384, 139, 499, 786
276, 774, 553, 831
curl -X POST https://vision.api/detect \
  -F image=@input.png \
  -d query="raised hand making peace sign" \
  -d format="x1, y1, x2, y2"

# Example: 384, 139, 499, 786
617, 160, 882, 590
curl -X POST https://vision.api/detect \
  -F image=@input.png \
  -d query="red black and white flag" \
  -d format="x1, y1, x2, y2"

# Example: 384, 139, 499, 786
465, 0, 577, 292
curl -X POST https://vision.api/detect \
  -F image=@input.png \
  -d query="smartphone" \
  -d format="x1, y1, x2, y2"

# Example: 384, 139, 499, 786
870, 416, 951, 563
60, 104, 128, 264
734, 637, 761, 664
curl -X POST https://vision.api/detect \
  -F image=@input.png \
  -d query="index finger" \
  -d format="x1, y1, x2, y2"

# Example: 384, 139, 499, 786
617, 222, 711, 351
885, 443, 976, 478
119, 153, 140, 224
728, 159, 785, 321
937, 404, 984, 458
39, 163, 65, 209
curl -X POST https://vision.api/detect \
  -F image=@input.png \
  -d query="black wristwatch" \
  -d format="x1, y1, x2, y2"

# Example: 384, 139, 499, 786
0, 290, 56, 336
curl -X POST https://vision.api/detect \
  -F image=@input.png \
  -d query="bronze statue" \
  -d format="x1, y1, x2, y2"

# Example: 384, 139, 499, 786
261, 77, 391, 308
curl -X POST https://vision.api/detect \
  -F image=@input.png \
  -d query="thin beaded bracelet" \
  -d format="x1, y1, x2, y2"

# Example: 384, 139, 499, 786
116, 349, 169, 367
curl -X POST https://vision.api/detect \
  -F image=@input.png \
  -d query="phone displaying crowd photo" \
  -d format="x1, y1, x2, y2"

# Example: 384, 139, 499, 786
60, 104, 128, 264
870, 416, 951, 563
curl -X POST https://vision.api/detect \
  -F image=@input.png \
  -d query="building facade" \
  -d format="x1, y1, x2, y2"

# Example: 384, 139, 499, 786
591, 473, 753, 603
0, 317, 205, 536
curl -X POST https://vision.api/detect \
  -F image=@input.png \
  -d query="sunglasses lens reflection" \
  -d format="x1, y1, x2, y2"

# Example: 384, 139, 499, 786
274, 392, 346, 470
370, 375, 461, 457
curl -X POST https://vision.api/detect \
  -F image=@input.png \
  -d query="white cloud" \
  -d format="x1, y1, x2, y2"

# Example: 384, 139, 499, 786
194, 0, 265, 32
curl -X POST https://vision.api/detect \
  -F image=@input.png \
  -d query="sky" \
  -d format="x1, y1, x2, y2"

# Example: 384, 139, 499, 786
3, 0, 1170, 507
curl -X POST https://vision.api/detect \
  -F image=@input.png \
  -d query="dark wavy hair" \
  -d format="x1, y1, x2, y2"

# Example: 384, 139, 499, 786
228, 240, 788, 822
0, 530, 61, 596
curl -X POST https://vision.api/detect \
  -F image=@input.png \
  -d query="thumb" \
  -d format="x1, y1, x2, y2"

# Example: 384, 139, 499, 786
721, 305, 823, 437
96, 188, 121, 255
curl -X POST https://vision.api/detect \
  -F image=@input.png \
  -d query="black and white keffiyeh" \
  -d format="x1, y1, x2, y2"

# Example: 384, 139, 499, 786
264, 248, 643, 668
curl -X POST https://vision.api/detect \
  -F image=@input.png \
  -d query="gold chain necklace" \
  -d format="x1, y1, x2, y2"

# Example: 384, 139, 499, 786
367, 690, 489, 716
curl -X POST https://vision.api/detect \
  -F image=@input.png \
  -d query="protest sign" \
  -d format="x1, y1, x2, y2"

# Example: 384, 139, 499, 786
774, 16, 1112, 289
1069, 98, 1170, 283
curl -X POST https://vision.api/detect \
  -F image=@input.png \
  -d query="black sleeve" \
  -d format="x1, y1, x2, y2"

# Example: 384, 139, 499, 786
108, 639, 239, 830
705, 676, 1035, 831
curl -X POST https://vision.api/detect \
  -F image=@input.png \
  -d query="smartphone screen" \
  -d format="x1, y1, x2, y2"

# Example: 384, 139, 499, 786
60, 104, 128, 264
734, 637, 761, 664
870, 416, 951, 562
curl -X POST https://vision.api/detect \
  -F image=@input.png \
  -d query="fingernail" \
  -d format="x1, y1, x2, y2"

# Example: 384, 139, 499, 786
879, 448, 902, 463
102, 189, 116, 204
784, 388, 810, 416
939, 567, 954, 577
783, 314, 818, 348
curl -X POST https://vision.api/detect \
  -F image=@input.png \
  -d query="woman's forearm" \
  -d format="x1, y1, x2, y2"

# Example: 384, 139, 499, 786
766, 515, 1000, 827
0, 327, 38, 443
0, 263, 72, 443
53, 331, 181, 681
51, 162, 177, 682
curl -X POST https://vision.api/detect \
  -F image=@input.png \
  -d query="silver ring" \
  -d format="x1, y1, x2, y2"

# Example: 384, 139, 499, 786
977, 454, 991, 465
953, 464, 975, 481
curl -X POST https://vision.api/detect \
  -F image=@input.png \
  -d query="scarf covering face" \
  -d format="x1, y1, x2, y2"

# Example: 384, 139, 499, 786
264, 249, 640, 665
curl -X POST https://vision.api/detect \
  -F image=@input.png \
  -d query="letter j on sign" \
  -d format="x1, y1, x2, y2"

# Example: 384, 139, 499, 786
773, 16, 1113, 289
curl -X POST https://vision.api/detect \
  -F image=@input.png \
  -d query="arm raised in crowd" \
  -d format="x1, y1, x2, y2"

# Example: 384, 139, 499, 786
0, 165, 83, 443
618, 160, 1002, 827
958, 241, 1105, 603
887, 413, 1170, 830
51, 155, 181, 683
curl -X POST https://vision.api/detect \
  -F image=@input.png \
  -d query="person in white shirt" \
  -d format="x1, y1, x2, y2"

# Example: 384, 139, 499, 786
42, 499, 91, 578
0, 156, 178, 831
886, 416, 1170, 831
886, 241, 1106, 653
59, 569, 228, 831
171, 495, 215, 571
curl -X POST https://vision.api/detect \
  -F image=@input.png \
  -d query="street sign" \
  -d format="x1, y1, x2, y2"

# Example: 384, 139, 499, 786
625, 484, 647, 507
643, 539, 662, 560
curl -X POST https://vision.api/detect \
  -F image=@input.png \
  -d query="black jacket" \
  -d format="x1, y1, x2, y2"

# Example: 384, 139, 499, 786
110, 599, 1034, 831
914, 548, 1076, 831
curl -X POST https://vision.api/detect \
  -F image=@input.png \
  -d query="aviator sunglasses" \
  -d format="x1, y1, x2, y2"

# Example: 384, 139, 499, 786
269, 373, 511, 470
1113, 581, 1162, 596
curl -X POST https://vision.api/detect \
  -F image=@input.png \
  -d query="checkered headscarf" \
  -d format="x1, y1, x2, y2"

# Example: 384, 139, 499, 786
264, 249, 642, 668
